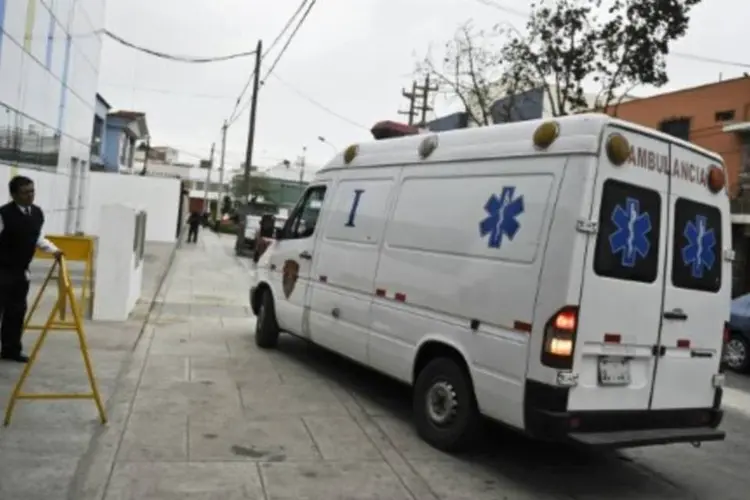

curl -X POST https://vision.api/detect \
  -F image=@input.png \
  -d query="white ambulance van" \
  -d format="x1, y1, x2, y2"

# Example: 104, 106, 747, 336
249, 114, 730, 452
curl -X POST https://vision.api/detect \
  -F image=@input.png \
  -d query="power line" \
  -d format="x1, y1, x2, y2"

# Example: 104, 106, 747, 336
669, 52, 750, 69
472, 0, 750, 69
99, 83, 236, 100
226, 0, 312, 124
269, 73, 369, 130
227, 0, 318, 127
261, 0, 317, 84
103, 29, 258, 63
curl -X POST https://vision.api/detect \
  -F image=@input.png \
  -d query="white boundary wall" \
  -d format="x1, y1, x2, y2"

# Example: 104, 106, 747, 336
0, 166, 180, 243
85, 172, 180, 243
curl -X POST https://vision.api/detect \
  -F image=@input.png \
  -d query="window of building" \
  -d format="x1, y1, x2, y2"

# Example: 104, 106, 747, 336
658, 117, 691, 141
715, 110, 736, 122
91, 117, 103, 156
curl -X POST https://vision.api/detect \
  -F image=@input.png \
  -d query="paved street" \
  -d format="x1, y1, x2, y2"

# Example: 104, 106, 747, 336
0, 241, 176, 499
6, 230, 747, 499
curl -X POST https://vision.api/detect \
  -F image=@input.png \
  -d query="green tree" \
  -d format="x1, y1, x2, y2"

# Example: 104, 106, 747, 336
499, 0, 703, 116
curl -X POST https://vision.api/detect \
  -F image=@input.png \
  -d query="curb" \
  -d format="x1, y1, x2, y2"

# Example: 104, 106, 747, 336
66, 235, 183, 500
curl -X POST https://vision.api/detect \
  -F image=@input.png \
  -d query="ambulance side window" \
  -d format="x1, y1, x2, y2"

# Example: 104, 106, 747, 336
283, 186, 327, 240
671, 198, 722, 293
593, 179, 661, 283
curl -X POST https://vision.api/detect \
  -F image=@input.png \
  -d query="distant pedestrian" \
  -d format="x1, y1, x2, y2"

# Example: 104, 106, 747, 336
187, 211, 200, 243
0, 176, 62, 362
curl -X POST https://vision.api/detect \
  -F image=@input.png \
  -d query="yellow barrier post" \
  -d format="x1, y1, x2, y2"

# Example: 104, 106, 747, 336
4, 257, 107, 426
25, 235, 95, 330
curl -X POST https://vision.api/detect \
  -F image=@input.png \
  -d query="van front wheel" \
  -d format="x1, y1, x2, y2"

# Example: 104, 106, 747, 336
413, 357, 480, 452
255, 291, 280, 348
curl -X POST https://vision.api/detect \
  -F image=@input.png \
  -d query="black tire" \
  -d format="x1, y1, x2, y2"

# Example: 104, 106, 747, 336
725, 334, 750, 373
255, 291, 280, 348
413, 357, 481, 452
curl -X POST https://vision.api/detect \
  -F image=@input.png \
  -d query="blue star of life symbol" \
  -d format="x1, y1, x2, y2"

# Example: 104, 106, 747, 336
681, 215, 716, 279
479, 186, 524, 249
609, 197, 652, 267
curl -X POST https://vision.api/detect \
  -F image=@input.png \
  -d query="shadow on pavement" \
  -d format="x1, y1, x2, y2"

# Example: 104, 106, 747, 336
268, 334, 684, 499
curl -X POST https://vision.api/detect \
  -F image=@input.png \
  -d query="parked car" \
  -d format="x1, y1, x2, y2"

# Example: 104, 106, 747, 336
726, 293, 750, 372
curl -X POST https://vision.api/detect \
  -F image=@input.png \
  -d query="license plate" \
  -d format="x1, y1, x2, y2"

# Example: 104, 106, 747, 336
598, 357, 631, 386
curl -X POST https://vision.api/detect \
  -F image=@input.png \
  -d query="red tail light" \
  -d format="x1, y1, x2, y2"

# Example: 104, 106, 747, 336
541, 306, 578, 369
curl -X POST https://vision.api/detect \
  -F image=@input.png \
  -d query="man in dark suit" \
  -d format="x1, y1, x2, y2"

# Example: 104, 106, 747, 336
0, 176, 61, 362
187, 211, 200, 243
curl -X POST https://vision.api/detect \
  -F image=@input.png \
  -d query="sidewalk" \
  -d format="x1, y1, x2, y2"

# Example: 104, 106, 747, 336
61, 231, 694, 500
67, 231, 433, 500
0, 241, 177, 499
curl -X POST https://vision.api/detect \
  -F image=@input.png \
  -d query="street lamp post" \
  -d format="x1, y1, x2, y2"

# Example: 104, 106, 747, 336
317, 136, 336, 153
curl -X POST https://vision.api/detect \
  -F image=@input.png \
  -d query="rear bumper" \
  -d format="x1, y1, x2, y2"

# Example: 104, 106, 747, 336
568, 427, 725, 448
524, 380, 725, 448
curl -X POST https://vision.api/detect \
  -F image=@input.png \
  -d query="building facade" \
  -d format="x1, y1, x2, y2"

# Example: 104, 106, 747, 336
606, 75, 750, 294
606, 76, 750, 196
132, 145, 193, 179
102, 110, 148, 173
90, 93, 109, 168
0, 0, 106, 234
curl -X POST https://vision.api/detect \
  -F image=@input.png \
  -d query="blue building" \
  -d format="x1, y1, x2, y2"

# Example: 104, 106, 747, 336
101, 110, 149, 172
426, 111, 469, 132
490, 87, 545, 124
422, 86, 547, 132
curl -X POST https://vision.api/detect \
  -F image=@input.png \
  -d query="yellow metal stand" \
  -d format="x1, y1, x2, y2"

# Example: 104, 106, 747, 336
4, 257, 107, 426
26, 235, 95, 330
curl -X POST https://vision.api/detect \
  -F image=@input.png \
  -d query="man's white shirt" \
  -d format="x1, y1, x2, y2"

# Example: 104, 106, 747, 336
0, 204, 60, 279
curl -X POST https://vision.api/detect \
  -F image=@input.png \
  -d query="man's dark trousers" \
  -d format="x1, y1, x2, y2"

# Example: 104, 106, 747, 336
187, 224, 199, 243
0, 270, 28, 357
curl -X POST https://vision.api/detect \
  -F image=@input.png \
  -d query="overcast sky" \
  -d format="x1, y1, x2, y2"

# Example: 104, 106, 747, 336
99, 0, 750, 173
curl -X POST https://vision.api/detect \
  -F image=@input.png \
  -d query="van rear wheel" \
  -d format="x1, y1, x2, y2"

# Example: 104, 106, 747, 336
413, 357, 480, 452
255, 291, 280, 348
726, 334, 750, 372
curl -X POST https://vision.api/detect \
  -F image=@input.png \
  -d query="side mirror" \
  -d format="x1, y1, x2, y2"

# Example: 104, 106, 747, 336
274, 227, 284, 240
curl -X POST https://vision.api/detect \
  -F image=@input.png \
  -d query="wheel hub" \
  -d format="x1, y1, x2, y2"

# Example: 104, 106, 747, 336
725, 338, 746, 369
426, 381, 458, 426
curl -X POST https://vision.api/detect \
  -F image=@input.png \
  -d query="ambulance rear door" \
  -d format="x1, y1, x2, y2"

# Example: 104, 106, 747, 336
567, 127, 670, 412
649, 145, 729, 410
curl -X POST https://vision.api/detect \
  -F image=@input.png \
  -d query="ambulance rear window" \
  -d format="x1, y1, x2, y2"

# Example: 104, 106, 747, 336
671, 198, 722, 292
594, 179, 661, 283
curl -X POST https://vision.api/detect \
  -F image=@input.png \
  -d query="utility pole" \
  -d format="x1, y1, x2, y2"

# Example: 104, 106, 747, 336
398, 81, 418, 125
236, 39, 263, 252
139, 136, 150, 176
202, 142, 215, 215
218, 121, 228, 210
418, 74, 438, 126
243, 39, 263, 201
298, 146, 306, 184
398, 76, 438, 127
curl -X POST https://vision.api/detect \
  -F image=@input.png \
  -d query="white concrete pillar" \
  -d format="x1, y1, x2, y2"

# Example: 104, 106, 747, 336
92, 204, 146, 321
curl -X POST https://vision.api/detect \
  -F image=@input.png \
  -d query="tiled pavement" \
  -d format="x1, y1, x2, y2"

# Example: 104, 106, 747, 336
0, 229, 742, 499
63, 231, 750, 500
0, 241, 176, 499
